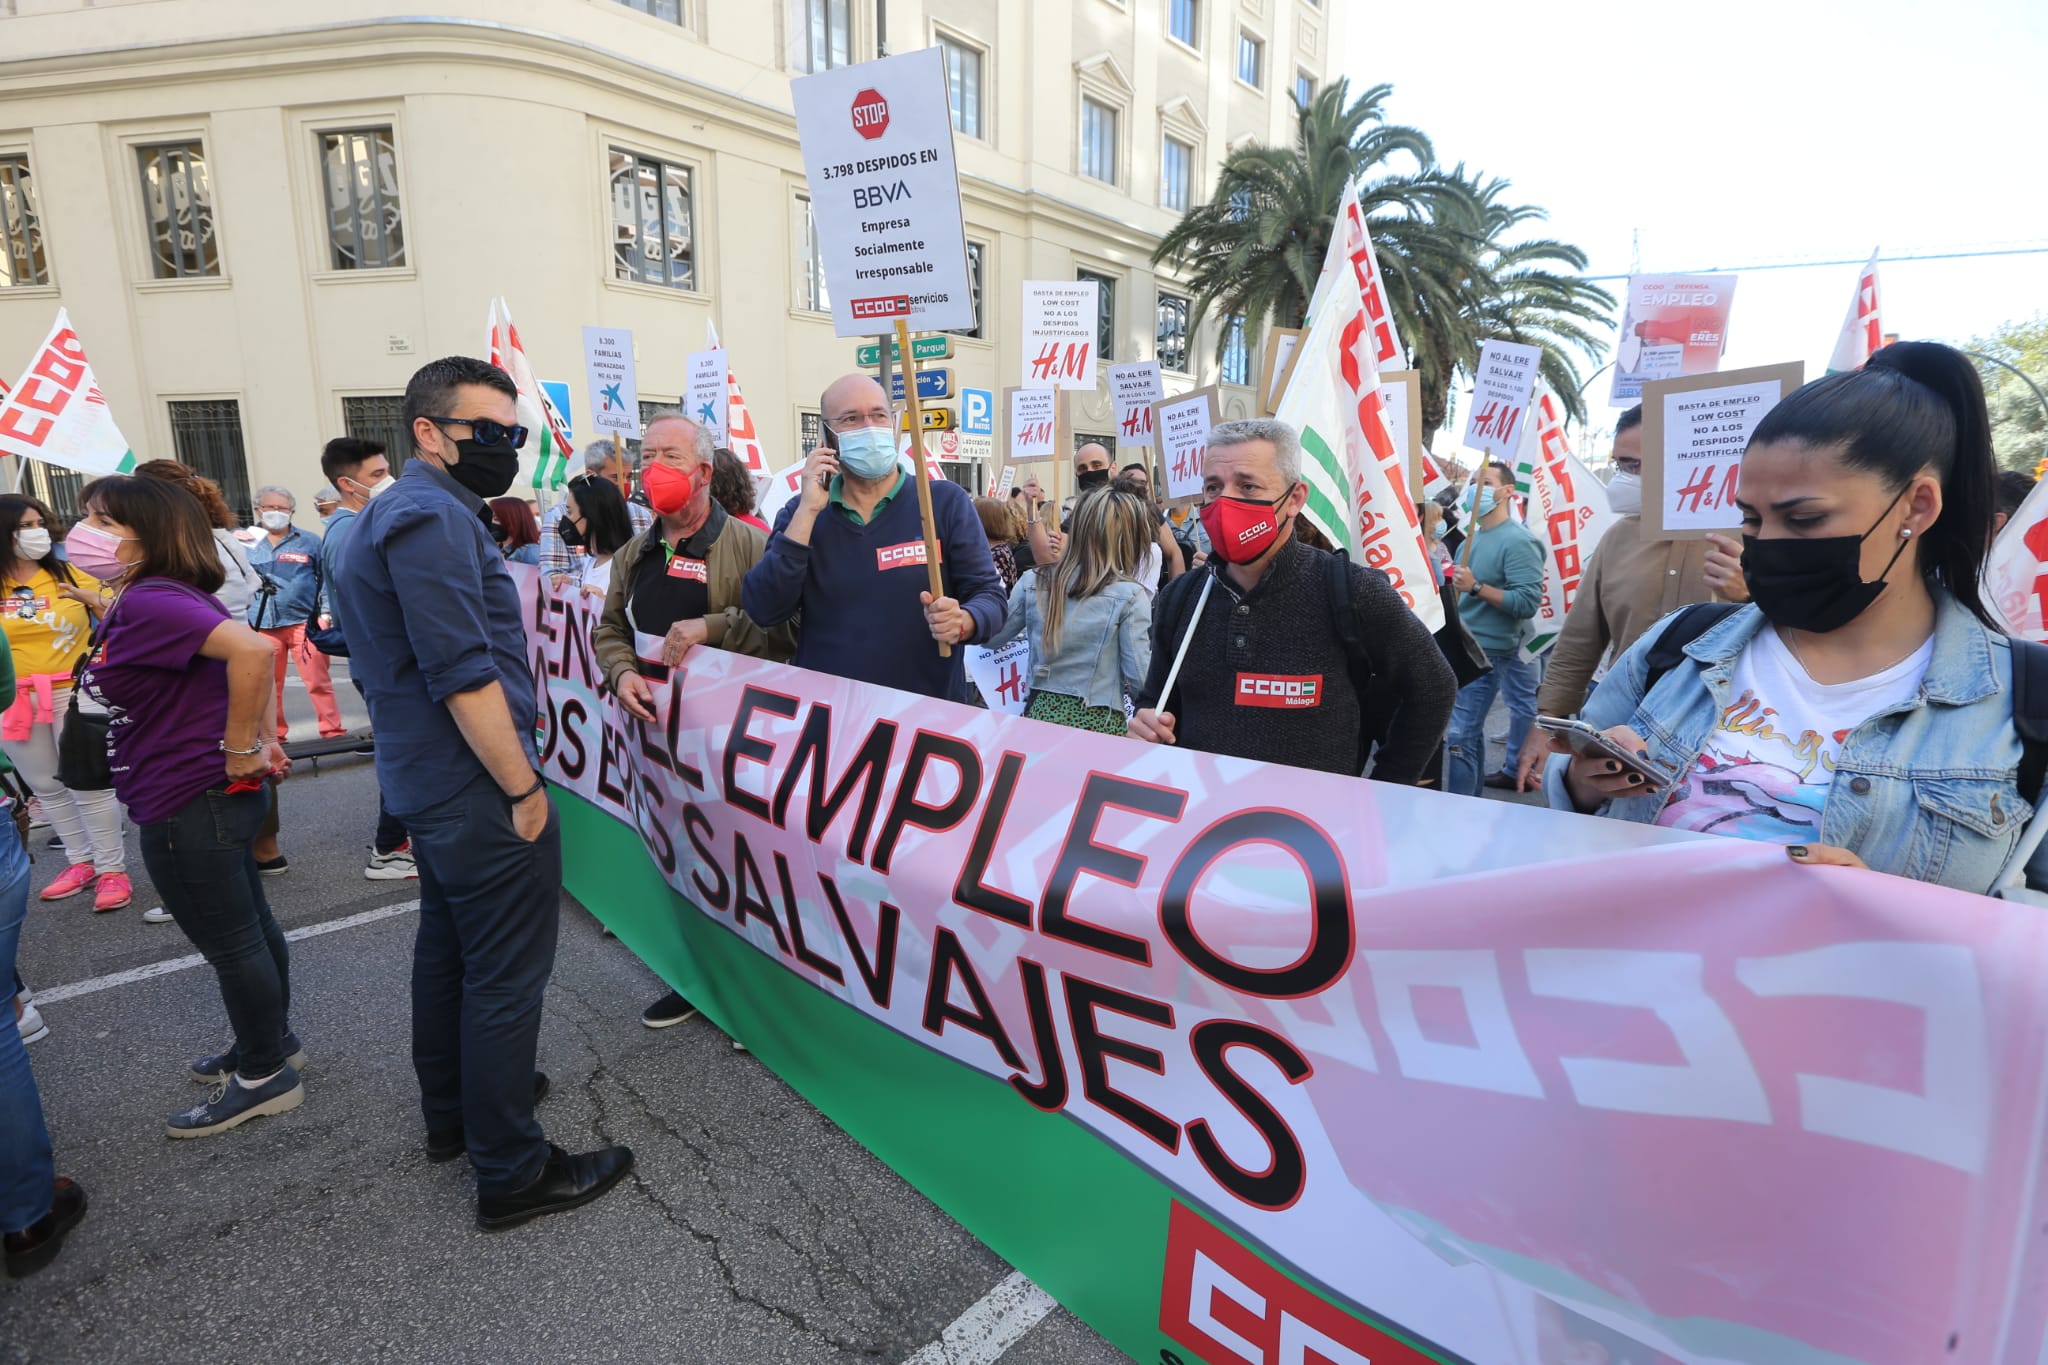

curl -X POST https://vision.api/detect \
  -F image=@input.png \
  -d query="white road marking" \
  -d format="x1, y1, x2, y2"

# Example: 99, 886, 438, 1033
34, 899, 420, 1005
900, 1271, 1058, 1365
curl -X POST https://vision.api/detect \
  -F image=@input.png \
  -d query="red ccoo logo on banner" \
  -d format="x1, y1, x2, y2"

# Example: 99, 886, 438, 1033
851, 89, 890, 140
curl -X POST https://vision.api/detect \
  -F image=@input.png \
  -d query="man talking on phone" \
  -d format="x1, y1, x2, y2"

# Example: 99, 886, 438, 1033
742, 373, 1005, 702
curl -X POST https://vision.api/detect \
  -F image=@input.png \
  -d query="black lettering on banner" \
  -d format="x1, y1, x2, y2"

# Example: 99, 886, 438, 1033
1187, 1020, 1312, 1210
773, 850, 845, 984
772, 705, 899, 862
1007, 958, 1069, 1111
636, 774, 676, 875
954, 751, 1032, 927
1161, 810, 1353, 999
541, 599, 569, 677
1041, 774, 1187, 965
1065, 975, 1180, 1153
921, 927, 1023, 1068
725, 687, 799, 822
530, 578, 559, 645
557, 697, 590, 780
683, 803, 730, 910
819, 873, 900, 1008
670, 676, 705, 791
872, 732, 982, 873
561, 600, 599, 690
731, 831, 793, 953
533, 648, 560, 763
596, 719, 630, 810
637, 704, 674, 776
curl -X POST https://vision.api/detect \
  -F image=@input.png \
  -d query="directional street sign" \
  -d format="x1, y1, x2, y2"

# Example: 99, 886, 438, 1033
899, 406, 956, 431
888, 367, 952, 402
858, 336, 954, 367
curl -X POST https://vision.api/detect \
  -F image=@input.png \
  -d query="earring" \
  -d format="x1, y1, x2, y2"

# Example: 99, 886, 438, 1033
1901, 528, 1913, 539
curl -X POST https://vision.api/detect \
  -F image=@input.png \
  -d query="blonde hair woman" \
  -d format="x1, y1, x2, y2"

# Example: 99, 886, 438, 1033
984, 486, 1153, 734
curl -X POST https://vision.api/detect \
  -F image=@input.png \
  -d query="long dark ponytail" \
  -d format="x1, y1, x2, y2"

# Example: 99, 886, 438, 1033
1748, 340, 1998, 629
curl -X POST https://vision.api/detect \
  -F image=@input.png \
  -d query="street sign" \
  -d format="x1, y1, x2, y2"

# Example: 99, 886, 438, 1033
888, 367, 952, 402
856, 335, 954, 367
900, 406, 955, 431
961, 386, 993, 436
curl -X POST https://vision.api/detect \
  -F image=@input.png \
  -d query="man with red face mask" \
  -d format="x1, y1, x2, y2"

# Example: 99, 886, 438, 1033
593, 410, 793, 1032
1130, 419, 1454, 781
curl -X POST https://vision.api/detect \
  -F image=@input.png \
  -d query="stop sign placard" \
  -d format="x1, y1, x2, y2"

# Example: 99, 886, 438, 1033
851, 88, 889, 140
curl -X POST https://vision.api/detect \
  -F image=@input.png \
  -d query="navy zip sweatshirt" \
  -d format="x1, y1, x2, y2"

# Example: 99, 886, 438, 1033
742, 474, 1006, 702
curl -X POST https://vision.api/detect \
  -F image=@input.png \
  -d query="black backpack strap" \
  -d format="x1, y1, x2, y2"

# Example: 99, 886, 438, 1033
1642, 602, 1743, 698
2009, 639, 2048, 804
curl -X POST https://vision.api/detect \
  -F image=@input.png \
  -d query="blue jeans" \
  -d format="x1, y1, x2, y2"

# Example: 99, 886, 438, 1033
407, 774, 562, 1195
1445, 648, 1541, 797
139, 785, 293, 1078
0, 817, 51, 1233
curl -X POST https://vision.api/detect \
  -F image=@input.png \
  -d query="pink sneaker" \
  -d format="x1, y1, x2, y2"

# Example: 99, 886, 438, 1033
93, 872, 133, 912
39, 863, 97, 902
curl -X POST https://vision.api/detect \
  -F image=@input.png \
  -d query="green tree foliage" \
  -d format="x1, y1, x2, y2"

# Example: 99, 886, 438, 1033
1962, 317, 2048, 472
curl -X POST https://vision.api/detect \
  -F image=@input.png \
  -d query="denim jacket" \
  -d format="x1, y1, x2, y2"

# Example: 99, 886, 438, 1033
247, 524, 324, 631
984, 570, 1152, 713
1544, 591, 2047, 895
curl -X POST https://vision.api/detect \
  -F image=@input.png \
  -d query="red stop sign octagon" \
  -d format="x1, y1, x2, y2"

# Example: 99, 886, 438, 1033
851, 88, 890, 140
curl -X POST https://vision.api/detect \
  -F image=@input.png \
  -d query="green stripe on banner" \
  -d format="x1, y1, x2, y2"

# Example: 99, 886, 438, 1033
117, 450, 137, 473
554, 790, 1458, 1365
1298, 425, 1354, 552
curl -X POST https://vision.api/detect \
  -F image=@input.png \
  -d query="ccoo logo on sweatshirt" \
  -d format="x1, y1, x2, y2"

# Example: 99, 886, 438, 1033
876, 541, 942, 571
1234, 673, 1322, 708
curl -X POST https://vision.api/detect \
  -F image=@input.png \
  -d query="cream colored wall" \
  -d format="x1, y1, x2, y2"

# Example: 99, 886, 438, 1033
0, 0, 1341, 509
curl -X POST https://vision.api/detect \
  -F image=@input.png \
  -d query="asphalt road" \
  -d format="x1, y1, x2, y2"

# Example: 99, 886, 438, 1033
2, 669, 1128, 1365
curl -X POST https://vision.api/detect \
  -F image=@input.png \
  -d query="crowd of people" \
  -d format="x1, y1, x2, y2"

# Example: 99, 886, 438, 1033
7, 336, 2047, 1278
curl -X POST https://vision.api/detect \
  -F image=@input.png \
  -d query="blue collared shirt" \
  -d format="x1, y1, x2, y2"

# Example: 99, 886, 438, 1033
246, 523, 324, 630
330, 460, 538, 818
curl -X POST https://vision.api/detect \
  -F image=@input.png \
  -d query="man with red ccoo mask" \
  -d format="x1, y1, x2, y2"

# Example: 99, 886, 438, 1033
1130, 419, 1454, 782
592, 409, 793, 1032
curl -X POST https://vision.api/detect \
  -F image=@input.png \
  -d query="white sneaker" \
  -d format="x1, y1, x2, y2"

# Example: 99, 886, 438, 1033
17, 999, 48, 1044
364, 845, 418, 881
142, 905, 173, 924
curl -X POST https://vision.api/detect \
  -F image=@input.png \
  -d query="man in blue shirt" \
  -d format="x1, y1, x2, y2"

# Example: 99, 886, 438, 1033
742, 373, 1004, 701
332, 355, 632, 1230
247, 485, 345, 741
1443, 459, 1547, 797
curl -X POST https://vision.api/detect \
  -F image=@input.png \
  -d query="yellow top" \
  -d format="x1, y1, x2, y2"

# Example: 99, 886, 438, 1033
1, 564, 102, 678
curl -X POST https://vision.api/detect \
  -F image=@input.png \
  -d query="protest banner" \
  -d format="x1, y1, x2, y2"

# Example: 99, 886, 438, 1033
517, 560, 2048, 1365
1108, 361, 1164, 450
1641, 362, 1803, 540
1984, 475, 2048, 642
1609, 273, 1738, 405
1003, 386, 1061, 464
685, 346, 728, 436
790, 48, 975, 337
1020, 280, 1101, 389
757, 460, 809, 525
706, 322, 770, 479
963, 637, 1031, 715
582, 326, 639, 438
0, 309, 135, 478
487, 296, 576, 491
1378, 368, 1426, 496
1514, 390, 1615, 658
1306, 180, 1403, 370
1827, 249, 1883, 373
1259, 327, 1305, 417
1461, 340, 1543, 461
1153, 386, 1221, 503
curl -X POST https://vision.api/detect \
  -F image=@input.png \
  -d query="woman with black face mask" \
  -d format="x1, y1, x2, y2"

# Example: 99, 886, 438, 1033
1547, 341, 2048, 896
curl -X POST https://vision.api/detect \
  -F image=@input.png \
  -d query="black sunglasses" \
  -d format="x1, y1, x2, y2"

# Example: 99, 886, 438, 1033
425, 415, 528, 450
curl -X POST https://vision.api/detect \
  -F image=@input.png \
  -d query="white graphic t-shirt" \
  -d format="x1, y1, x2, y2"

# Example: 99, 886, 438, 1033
1655, 625, 1933, 844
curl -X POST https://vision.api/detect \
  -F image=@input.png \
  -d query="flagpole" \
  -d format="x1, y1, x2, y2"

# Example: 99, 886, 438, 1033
895, 318, 950, 659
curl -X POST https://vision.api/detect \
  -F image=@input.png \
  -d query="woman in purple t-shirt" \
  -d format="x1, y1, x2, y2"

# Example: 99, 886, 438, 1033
71, 476, 308, 1139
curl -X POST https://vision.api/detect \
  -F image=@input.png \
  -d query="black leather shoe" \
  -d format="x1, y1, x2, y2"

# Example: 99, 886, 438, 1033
424, 1072, 552, 1162
476, 1144, 634, 1231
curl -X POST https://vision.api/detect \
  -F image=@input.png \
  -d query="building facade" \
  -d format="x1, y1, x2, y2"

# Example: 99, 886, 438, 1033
0, 0, 1342, 515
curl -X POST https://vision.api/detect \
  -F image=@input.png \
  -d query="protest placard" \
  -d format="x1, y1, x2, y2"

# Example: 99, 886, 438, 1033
1020, 280, 1100, 389
1259, 327, 1304, 416
1107, 362, 1163, 448
685, 347, 728, 435
581, 327, 639, 438
1610, 273, 1738, 405
1641, 361, 1804, 540
789, 48, 975, 337
1004, 386, 1061, 463
1153, 386, 1221, 502
1461, 340, 1543, 461
1377, 368, 1424, 495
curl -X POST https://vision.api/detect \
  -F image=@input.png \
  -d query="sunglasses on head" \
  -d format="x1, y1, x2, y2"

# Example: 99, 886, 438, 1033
425, 415, 528, 450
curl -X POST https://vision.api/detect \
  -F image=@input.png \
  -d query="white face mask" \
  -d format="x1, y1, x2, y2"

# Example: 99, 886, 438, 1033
350, 473, 395, 502
1606, 471, 1642, 516
13, 528, 51, 561
259, 509, 292, 532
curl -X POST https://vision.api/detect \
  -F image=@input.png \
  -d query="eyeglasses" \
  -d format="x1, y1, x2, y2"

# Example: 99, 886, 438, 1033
826, 410, 892, 430
425, 415, 528, 450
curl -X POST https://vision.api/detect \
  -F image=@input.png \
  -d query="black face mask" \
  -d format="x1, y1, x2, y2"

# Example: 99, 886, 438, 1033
489, 521, 509, 543
558, 517, 586, 549
1741, 486, 1911, 635
444, 438, 520, 500
1076, 467, 1109, 491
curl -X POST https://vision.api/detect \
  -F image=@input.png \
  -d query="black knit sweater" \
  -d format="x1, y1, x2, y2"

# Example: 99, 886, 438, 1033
1134, 538, 1455, 782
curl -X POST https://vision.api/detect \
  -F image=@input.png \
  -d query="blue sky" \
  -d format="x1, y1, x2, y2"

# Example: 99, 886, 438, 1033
1346, 0, 2048, 422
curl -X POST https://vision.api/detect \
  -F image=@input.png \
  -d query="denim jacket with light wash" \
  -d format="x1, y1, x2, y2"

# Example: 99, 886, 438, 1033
1543, 591, 2048, 896
984, 570, 1152, 713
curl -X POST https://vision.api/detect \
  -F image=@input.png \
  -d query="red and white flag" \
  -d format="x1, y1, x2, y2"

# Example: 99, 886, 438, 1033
706, 322, 770, 479
486, 296, 576, 490
1827, 249, 1883, 373
1985, 477, 2048, 643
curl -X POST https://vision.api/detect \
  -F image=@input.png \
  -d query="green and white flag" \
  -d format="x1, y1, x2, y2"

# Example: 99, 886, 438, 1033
0, 309, 136, 477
